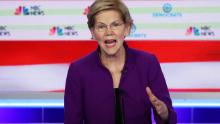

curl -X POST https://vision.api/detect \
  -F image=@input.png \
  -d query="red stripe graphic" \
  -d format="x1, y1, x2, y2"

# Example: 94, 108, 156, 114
0, 40, 220, 65
169, 88, 220, 92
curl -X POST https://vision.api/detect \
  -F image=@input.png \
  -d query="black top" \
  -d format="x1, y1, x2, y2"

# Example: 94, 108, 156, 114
114, 88, 124, 124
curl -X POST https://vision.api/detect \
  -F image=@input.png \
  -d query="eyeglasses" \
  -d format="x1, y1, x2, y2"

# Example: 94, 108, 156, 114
94, 21, 124, 32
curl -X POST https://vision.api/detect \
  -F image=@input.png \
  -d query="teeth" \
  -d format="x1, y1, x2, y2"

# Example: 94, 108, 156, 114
104, 40, 116, 48
105, 40, 116, 44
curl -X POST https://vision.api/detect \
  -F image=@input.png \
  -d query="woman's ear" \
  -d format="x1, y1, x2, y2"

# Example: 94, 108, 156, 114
124, 23, 132, 37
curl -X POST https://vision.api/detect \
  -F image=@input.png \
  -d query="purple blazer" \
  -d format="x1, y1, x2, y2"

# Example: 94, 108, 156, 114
65, 43, 177, 124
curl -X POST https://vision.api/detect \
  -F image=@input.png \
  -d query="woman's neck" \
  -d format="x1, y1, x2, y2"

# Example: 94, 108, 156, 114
100, 46, 126, 72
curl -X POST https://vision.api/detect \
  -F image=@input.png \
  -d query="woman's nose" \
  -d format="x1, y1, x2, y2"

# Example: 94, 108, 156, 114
105, 27, 113, 36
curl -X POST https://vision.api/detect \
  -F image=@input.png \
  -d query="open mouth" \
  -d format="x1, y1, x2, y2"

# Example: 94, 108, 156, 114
104, 39, 117, 48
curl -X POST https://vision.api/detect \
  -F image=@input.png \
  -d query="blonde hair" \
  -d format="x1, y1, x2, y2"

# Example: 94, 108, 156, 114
87, 0, 133, 29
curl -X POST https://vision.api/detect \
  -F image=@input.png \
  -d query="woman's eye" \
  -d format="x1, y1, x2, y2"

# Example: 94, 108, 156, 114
98, 25, 105, 29
112, 23, 120, 27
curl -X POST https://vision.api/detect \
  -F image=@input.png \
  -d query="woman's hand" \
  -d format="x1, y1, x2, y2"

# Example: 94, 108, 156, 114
146, 87, 169, 121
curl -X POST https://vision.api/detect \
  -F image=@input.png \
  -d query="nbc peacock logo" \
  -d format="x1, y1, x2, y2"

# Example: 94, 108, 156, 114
185, 26, 215, 36
49, 26, 78, 36
14, 5, 45, 16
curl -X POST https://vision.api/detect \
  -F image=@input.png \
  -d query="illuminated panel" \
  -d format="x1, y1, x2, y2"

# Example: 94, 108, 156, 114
1, 99, 220, 107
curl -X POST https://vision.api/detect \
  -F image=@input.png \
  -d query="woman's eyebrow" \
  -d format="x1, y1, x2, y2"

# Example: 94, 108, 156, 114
95, 22, 106, 25
96, 19, 122, 25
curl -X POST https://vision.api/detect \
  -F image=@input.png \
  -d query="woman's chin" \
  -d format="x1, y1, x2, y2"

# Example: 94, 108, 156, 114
103, 50, 117, 57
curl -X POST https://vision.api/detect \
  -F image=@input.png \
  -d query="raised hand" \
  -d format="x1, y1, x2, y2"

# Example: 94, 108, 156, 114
146, 87, 169, 121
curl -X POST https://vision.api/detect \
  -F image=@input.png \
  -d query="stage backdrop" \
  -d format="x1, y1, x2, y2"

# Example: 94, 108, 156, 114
0, 0, 220, 92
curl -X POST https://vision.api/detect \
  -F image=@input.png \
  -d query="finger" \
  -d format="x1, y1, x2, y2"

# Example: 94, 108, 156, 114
152, 102, 163, 117
157, 107, 163, 115
155, 101, 162, 111
146, 87, 153, 97
146, 87, 164, 112
146, 87, 158, 103
153, 100, 162, 110
155, 101, 167, 115
146, 87, 160, 109
146, 87, 169, 118
155, 104, 161, 113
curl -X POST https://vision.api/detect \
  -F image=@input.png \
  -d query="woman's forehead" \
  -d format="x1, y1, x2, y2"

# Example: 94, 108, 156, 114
94, 10, 123, 23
